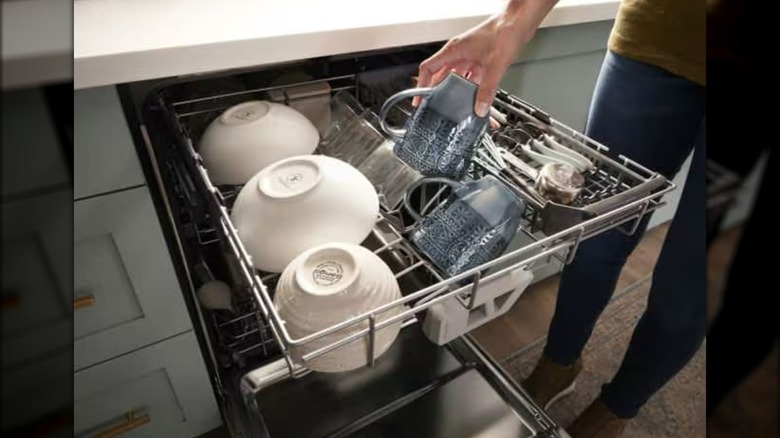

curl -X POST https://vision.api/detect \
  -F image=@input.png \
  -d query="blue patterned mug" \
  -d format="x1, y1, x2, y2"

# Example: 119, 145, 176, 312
380, 72, 488, 180
403, 175, 526, 277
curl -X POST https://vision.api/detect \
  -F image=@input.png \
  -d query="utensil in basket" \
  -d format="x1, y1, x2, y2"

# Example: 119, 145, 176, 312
476, 144, 546, 207
474, 158, 594, 234
497, 148, 584, 205
541, 134, 594, 172
536, 163, 586, 205
482, 136, 585, 206
477, 146, 668, 235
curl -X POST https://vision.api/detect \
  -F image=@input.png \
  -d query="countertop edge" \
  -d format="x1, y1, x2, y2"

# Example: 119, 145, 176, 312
73, 1, 618, 90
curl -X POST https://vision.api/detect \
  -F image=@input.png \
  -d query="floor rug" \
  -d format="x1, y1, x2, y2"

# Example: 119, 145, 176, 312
502, 282, 706, 437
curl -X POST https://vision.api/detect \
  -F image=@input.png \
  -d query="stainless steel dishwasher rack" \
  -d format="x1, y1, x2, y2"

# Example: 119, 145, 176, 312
157, 73, 675, 379
208, 286, 278, 369
486, 91, 675, 236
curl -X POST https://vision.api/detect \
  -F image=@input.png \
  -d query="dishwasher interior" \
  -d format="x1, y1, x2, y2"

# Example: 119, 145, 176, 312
124, 43, 673, 438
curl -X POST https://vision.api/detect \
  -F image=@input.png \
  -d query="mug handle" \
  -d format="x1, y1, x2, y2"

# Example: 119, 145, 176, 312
379, 88, 435, 140
402, 177, 464, 224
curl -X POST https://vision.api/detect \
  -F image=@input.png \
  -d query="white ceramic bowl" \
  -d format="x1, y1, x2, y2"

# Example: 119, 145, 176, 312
199, 101, 320, 185
230, 155, 379, 273
274, 242, 404, 373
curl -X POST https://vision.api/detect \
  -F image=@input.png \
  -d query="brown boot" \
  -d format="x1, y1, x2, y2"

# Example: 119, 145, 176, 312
567, 399, 629, 438
522, 354, 582, 410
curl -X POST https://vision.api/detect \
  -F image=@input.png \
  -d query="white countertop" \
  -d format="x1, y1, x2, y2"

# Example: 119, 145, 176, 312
74, 0, 619, 89
2, 0, 72, 90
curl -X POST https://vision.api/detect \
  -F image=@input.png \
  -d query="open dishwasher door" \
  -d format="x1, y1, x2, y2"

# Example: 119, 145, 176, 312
238, 328, 567, 438
120, 43, 669, 438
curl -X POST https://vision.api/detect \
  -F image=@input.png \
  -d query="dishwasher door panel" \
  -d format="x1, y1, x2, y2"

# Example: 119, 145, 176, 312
347, 369, 533, 438
244, 328, 540, 438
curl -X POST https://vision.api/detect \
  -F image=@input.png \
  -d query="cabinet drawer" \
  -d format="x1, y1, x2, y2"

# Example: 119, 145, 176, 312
74, 186, 191, 370
2, 88, 70, 198
2, 349, 72, 433
74, 86, 145, 199
74, 331, 221, 438
2, 189, 72, 367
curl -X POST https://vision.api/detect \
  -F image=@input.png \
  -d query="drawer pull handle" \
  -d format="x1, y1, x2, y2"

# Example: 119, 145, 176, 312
92, 411, 150, 438
74, 294, 96, 310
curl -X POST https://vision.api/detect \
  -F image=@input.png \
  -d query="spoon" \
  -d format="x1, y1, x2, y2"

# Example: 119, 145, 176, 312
529, 139, 589, 172
541, 134, 594, 172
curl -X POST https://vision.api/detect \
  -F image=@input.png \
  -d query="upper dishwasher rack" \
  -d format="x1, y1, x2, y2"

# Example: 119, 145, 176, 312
149, 70, 674, 379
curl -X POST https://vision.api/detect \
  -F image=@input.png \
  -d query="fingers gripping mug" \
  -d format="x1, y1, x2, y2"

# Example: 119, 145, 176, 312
380, 72, 488, 181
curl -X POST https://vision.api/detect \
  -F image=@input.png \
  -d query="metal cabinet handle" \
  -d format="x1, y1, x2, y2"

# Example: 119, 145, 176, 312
74, 294, 96, 310
91, 411, 150, 438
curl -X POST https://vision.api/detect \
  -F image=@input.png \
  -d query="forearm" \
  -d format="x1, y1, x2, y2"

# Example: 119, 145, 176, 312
501, 0, 560, 45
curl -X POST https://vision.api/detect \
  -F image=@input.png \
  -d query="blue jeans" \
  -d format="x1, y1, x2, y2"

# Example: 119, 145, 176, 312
544, 51, 707, 419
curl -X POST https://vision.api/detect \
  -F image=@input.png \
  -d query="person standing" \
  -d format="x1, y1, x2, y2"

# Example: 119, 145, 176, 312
415, 0, 705, 436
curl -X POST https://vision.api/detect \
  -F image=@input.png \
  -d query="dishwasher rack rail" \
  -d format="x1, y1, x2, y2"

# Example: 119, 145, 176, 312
150, 69, 675, 378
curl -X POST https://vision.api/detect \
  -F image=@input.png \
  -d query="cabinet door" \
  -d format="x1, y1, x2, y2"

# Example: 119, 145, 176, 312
74, 186, 192, 370
74, 331, 221, 438
74, 86, 145, 199
2, 189, 72, 367
2, 88, 70, 198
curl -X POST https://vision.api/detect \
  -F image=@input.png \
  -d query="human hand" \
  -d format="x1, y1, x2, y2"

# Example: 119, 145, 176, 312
415, 0, 558, 117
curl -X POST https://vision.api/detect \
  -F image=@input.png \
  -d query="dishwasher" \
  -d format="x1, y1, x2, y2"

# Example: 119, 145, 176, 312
118, 43, 674, 438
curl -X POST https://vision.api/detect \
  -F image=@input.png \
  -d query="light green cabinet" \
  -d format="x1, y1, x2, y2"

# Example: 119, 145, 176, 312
74, 185, 192, 371
74, 331, 221, 438
74, 87, 146, 200
502, 52, 606, 132
72, 86, 221, 437
501, 21, 613, 131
